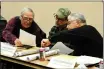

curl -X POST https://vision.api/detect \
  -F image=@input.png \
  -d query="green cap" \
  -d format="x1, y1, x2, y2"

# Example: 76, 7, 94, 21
56, 8, 71, 19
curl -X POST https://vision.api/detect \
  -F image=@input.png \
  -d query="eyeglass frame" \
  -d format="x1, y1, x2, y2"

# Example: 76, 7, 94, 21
21, 15, 33, 22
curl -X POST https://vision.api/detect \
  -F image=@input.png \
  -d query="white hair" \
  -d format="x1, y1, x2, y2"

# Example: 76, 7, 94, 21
68, 13, 86, 24
21, 7, 34, 18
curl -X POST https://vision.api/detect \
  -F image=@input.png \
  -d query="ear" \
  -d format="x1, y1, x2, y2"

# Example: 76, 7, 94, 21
20, 15, 23, 20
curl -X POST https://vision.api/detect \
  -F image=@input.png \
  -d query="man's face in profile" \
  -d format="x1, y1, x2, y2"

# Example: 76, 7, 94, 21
55, 15, 67, 28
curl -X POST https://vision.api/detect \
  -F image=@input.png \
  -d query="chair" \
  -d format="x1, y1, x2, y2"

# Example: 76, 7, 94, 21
0, 20, 7, 42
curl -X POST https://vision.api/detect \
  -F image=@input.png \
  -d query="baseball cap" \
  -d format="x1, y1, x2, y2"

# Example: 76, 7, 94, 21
55, 8, 71, 19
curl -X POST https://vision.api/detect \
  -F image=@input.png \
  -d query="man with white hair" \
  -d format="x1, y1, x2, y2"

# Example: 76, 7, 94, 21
42, 13, 103, 58
2, 7, 46, 47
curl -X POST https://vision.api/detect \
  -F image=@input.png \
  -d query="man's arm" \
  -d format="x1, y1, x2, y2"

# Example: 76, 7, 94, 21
48, 26, 57, 39
2, 17, 17, 45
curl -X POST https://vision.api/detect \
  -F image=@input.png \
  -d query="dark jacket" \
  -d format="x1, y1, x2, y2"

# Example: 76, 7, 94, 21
2, 16, 46, 47
48, 25, 71, 48
49, 25, 103, 58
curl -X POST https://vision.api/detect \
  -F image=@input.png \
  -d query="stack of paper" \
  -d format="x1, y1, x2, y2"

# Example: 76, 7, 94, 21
51, 42, 74, 55
76, 56, 103, 65
47, 54, 77, 69
1, 42, 17, 57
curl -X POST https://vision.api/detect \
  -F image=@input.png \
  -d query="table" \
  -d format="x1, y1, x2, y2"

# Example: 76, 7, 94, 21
1, 46, 53, 69
0, 46, 98, 69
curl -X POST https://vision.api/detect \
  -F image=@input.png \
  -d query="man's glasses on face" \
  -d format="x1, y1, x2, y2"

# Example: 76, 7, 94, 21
53, 14, 66, 21
67, 21, 72, 25
22, 16, 33, 22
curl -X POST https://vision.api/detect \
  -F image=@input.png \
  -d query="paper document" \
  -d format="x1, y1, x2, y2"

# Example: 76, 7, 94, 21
47, 55, 76, 69
1, 42, 17, 57
76, 56, 103, 65
19, 29, 36, 46
51, 42, 74, 55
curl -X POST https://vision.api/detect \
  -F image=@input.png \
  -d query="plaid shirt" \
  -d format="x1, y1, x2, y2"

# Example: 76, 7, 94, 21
2, 16, 46, 46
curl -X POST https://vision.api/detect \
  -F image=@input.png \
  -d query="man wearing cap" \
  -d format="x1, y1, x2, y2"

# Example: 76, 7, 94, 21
41, 8, 71, 48
42, 13, 103, 58
49, 8, 71, 39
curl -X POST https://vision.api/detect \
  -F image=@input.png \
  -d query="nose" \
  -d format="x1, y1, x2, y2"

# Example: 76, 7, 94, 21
25, 20, 30, 24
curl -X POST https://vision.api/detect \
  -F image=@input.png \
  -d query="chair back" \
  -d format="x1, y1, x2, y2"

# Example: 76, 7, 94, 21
0, 20, 7, 42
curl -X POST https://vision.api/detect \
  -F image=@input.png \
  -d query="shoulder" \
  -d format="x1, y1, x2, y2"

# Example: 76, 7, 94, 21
52, 26, 57, 28
14, 16, 20, 20
81, 25, 95, 29
81, 25, 97, 31
50, 26, 57, 31
7, 16, 20, 25
9, 16, 20, 21
70, 25, 96, 31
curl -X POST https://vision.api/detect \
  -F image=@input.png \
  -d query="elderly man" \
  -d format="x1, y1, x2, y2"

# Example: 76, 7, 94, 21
42, 13, 103, 58
41, 8, 71, 48
2, 7, 46, 47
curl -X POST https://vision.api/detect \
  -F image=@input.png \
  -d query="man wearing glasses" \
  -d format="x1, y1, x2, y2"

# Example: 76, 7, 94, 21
2, 7, 46, 47
41, 13, 103, 58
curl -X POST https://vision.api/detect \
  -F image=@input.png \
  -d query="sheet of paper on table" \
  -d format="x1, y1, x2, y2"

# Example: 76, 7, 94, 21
76, 56, 103, 65
19, 29, 36, 46
51, 42, 74, 55
47, 54, 77, 69
1, 42, 17, 57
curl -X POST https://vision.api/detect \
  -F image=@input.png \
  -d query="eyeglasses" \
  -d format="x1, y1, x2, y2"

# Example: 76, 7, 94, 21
54, 14, 66, 21
22, 16, 33, 21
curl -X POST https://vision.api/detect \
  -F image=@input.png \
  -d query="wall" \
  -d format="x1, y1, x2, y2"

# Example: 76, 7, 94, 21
1, 2, 103, 37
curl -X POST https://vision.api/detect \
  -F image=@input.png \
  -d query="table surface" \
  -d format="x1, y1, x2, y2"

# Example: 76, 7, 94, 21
1, 46, 98, 69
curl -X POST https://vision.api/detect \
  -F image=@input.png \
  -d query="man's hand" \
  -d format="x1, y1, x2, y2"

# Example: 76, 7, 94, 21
14, 39, 23, 46
41, 39, 51, 47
